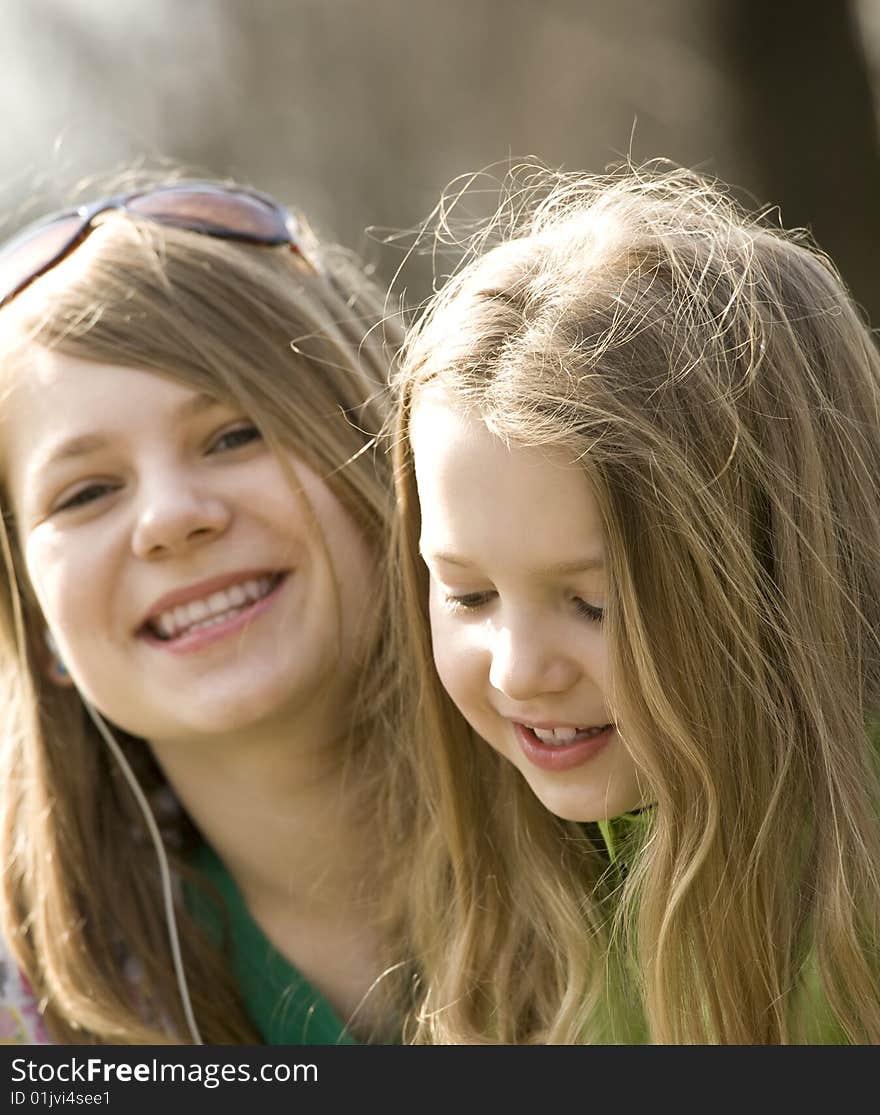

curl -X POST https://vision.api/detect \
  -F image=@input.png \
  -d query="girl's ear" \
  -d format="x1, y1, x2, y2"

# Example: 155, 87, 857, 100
40, 627, 75, 689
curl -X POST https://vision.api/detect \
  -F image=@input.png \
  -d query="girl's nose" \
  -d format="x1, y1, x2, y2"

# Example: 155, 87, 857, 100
488, 620, 579, 701
130, 473, 231, 560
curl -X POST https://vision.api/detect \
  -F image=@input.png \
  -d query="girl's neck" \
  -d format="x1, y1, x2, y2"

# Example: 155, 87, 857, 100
148, 711, 374, 918
150, 715, 387, 1035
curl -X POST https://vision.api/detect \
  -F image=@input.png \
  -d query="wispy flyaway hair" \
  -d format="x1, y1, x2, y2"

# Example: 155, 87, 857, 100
0, 190, 411, 1043
392, 164, 880, 1043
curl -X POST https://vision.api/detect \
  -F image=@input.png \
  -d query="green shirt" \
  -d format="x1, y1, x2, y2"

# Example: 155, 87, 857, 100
592, 715, 880, 1043
188, 843, 357, 1045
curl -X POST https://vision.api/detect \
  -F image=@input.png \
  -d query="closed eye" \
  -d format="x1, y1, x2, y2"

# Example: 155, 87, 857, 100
208, 423, 263, 454
573, 597, 604, 623
443, 590, 497, 613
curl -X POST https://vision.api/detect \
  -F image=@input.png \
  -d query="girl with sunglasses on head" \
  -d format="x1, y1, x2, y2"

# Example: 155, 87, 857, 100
392, 165, 880, 1044
0, 178, 416, 1044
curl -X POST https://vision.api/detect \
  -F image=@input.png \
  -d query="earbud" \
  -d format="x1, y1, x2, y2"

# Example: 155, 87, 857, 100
44, 628, 68, 678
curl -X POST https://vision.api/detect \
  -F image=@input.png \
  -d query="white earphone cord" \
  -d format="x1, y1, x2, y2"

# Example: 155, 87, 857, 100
82, 700, 203, 1045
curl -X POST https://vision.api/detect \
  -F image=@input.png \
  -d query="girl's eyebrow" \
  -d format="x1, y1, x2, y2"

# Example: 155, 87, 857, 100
420, 547, 474, 568
421, 547, 604, 575
32, 393, 226, 473
40, 432, 108, 466
542, 556, 605, 574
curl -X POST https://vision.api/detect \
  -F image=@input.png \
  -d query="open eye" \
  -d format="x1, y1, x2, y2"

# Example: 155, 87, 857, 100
208, 423, 263, 454
54, 482, 119, 513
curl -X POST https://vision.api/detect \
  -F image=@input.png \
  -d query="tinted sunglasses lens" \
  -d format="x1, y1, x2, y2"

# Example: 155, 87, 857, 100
0, 212, 87, 307
0, 186, 310, 310
126, 187, 295, 245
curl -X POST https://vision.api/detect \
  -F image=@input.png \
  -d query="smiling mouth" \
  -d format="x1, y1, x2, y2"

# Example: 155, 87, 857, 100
142, 572, 287, 642
520, 723, 615, 747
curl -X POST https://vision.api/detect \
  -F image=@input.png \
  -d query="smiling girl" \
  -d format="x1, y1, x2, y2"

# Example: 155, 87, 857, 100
0, 178, 413, 1043
393, 166, 880, 1043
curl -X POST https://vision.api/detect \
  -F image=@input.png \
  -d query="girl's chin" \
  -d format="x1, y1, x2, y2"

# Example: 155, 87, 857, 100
529, 793, 605, 823
108, 689, 297, 746
519, 769, 643, 823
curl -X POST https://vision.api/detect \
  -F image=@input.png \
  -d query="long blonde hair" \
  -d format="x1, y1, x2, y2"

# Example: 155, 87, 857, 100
0, 191, 412, 1043
392, 165, 880, 1043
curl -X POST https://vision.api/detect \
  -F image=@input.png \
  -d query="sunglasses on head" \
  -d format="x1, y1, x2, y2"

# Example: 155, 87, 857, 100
0, 180, 315, 310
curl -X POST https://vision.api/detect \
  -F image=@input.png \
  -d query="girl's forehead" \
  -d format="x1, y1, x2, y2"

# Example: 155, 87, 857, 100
7, 348, 196, 420
410, 390, 605, 572
409, 383, 476, 445
409, 384, 586, 477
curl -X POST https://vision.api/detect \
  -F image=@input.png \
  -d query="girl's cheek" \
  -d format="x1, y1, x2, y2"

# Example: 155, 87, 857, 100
24, 537, 61, 619
429, 618, 485, 710
428, 608, 457, 684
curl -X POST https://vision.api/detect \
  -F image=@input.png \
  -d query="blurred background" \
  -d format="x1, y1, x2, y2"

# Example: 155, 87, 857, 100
1, 0, 878, 320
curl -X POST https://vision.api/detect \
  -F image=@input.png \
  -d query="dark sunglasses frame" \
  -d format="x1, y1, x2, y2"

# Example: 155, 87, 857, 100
0, 180, 314, 309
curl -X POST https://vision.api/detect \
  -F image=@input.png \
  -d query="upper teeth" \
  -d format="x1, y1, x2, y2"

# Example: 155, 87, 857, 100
152, 576, 277, 640
529, 724, 609, 745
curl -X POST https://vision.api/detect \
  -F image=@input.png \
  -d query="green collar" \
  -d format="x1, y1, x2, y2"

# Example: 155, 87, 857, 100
596, 807, 652, 865
188, 842, 357, 1045
594, 715, 880, 865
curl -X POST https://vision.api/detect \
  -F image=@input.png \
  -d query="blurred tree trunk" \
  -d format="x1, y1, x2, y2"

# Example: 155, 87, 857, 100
721, 0, 880, 326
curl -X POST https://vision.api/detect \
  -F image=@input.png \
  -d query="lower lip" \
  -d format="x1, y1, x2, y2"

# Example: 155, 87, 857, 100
140, 575, 288, 656
514, 722, 615, 772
